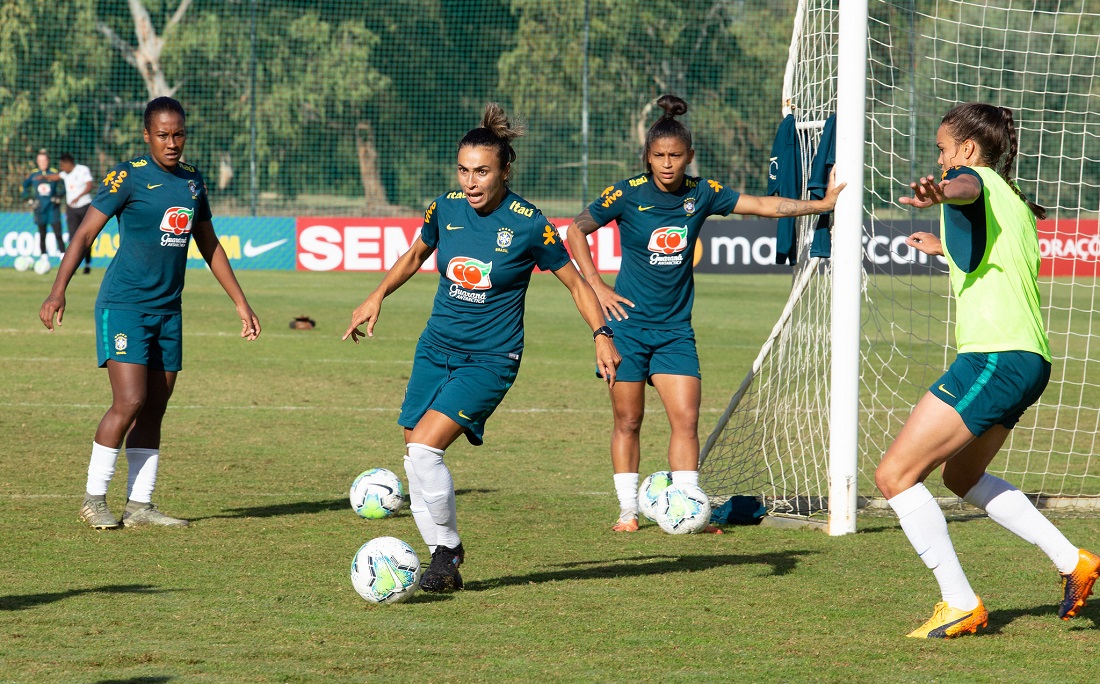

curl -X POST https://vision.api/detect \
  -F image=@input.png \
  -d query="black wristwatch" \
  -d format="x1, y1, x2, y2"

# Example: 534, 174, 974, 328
593, 325, 614, 341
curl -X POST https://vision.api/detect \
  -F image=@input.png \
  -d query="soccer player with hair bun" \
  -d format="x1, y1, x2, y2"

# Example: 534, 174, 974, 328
881, 102, 1098, 638
40, 96, 261, 531
565, 94, 844, 533
343, 102, 620, 593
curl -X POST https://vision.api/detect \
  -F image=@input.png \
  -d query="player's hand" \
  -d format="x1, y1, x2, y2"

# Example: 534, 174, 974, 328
822, 167, 847, 211
899, 175, 950, 209
344, 294, 382, 344
237, 303, 261, 341
590, 278, 634, 322
905, 231, 943, 256
40, 292, 65, 331
595, 336, 621, 388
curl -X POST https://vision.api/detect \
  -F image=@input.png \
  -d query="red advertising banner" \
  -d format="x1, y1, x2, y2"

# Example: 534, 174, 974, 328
295, 216, 624, 272
1038, 219, 1100, 277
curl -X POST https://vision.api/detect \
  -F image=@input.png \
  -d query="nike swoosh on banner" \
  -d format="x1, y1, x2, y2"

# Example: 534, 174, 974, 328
243, 239, 289, 257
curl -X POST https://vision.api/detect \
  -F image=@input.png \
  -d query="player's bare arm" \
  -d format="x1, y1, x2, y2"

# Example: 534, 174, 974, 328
40, 206, 111, 331
344, 237, 435, 343
192, 219, 260, 341
565, 207, 635, 321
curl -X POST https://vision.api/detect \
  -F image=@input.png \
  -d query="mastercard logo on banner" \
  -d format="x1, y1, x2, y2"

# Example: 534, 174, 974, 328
159, 206, 195, 235
647, 225, 689, 255
446, 256, 493, 290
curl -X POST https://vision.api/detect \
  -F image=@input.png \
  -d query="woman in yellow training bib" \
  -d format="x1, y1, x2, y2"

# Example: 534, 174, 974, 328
879, 102, 1099, 638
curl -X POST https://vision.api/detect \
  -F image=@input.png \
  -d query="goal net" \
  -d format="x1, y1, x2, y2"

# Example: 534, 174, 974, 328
699, 0, 1100, 527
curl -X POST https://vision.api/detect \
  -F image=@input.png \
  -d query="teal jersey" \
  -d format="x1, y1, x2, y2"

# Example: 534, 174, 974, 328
93, 155, 212, 314
418, 190, 571, 357
588, 174, 740, 328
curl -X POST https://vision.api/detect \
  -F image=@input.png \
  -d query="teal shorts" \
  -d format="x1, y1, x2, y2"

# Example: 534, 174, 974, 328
598, 323, 700, 384
930, 351, 1050, 435
398, 339, 520, 446
95, 307, 183, 371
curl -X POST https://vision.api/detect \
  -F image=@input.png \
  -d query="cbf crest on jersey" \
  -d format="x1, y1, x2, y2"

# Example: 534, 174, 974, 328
496, 227, 514, 253
683, 198, 697, 215
188, 180, 200, 199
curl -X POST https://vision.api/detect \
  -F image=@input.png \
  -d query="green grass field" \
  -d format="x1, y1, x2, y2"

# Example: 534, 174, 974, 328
2, 269, 1098, 683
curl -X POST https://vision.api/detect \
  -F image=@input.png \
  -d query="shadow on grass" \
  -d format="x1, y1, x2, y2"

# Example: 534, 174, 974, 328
96, 677, 174, 684
0, 584, 168, 611
192, 489, 496, 521
191, 498, 348, 521
464, 550, 818, 592
985, 603, 1100, 634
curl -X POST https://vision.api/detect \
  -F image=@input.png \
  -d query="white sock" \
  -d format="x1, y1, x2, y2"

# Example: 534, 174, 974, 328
671, 470, 699, 488
613, 473, 639, 516
888, 483, 979, 611
125, 447, 159, 504
407, 443, 460, 550
404, 450, 437, 554
964, 473, 1080, 574
85, 442, 120, 496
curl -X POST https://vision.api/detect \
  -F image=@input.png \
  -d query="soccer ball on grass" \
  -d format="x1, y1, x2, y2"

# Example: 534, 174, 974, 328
637, 470, 673, 522
33, 255, 51, 275
350, 467, 405, 519
350, 536, 421, 604
13, 255, 34, 272
654, 484, 712, 534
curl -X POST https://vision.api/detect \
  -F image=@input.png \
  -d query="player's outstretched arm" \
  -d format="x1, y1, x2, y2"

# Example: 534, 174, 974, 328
733, 167, 847, 218
344, 237, 435, 344
898, 173, 981, 209
191, 219, 260, 341
40, 206, 111, 332
552, 261, 622, 387
565, 208, 634, 321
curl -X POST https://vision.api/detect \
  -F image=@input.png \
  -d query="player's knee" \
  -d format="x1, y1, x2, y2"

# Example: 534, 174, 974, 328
874, 460, 903, 498
109, 394, 146, 421
612, 412, 644, 436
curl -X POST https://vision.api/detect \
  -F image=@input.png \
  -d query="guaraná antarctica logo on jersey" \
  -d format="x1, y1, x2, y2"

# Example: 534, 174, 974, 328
647, 226, 690, 265
446, 256, 493, 303
496, 227, 513, 252
159, 206, 195, 247
114, 333, 128, 354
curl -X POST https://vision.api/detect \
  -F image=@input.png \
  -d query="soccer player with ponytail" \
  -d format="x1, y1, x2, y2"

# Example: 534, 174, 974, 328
881, 102, 1098, 638
566, 94, 843, 533
344, 103, 620, 593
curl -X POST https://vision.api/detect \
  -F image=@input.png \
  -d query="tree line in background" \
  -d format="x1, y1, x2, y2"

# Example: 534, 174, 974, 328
0, 0, 796, 215
2, 0, 1095, 216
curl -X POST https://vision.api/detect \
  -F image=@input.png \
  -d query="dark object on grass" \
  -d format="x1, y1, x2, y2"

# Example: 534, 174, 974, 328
290, 315, 316, 330
709, 495, 766, 525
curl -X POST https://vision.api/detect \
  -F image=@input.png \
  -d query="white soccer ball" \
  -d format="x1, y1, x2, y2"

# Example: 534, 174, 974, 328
13, 255, 34, 272
654, 484, 713, 534
350, 536, 421, 604
638, 470, 673, 522
350, 468, 406, 519
33, 255, 51, 275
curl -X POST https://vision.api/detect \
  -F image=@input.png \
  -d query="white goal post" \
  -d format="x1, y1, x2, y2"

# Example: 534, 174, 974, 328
699, 0, 1100, 534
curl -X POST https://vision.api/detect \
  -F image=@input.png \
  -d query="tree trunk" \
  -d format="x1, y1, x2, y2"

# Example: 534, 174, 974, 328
355, 121, 389, 208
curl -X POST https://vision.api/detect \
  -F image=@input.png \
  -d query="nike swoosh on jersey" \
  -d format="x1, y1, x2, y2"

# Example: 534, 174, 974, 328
446, 224, 464, 230
243, 239, 288, 257
147, 184, 163, 189
638, 205, 655, 211
937, 383, 957, 398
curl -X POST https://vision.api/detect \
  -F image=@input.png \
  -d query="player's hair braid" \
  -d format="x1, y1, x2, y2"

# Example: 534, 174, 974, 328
643, 95, 692, 173
459, 102, 526, 183
143, 96, 186, 131
941, 103, 1046, 219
